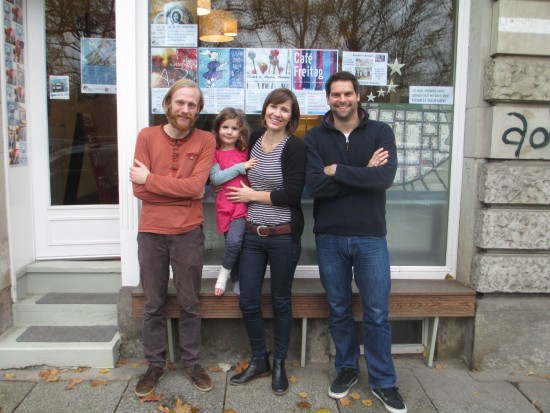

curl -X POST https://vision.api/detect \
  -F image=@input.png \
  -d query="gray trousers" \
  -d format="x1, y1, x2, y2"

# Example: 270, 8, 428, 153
137, 227, 204, 368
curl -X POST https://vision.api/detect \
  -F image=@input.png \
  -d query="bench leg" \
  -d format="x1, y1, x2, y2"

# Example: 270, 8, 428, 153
167, 318, 177, 364
426, 316, 439, 367
301, 318, 307, 367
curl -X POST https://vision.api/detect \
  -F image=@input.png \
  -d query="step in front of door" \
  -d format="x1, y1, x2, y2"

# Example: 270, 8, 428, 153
0, 326, 120, 369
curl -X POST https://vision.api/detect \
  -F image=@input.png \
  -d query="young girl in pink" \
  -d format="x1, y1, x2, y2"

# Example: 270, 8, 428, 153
210, 108, 257, 296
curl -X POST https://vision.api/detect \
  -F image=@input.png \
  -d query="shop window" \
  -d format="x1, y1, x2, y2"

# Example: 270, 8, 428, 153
147, 0, 457, 267
46, 0, 118, 205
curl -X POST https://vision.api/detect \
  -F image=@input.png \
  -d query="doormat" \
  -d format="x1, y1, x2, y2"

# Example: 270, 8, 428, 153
36, 293, 118, 305
16, 326, 118, 342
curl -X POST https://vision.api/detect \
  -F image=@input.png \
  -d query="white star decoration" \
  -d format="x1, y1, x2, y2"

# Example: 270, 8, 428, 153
377, 87, 386, 97
386, 79, 398, 94
389, 58, 405, 76
367, 92, 376, 102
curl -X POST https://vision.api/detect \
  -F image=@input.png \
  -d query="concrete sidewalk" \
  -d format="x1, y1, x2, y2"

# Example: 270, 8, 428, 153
1, 356, 548, 412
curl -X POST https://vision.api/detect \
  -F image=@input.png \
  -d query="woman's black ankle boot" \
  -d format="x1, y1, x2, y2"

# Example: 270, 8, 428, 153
271, 358, 289, 395
230, 354, 271, 385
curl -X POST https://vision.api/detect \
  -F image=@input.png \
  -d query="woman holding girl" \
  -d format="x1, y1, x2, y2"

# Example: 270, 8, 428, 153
226, 89, 306, 395
210, 108, 257, 296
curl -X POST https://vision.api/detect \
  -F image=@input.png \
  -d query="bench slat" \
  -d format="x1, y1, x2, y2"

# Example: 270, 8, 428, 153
132, 278, 475, 319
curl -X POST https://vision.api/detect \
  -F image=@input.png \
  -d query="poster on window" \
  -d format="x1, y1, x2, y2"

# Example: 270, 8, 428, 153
342, 51, 388, 86
151, 47, 197, 114
293, 49, 338, 115
150, 0, 197, 47
244, 48, 292, 113
198, 48, 245, 114
4, 0, 27, 165
81, 38, 116, 94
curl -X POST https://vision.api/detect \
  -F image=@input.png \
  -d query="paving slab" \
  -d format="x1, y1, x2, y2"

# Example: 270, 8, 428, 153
517, 382, 550, 413
116, 367, 226, 412
12, 380, 128, 413
0, 381, 35, 413
413, 365, 540, 413
225, 362, 338, 413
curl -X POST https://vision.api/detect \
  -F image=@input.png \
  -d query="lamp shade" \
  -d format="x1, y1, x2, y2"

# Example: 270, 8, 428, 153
224, 12, 238, 36
197, 0, 211, 16
199, 10, 233, 42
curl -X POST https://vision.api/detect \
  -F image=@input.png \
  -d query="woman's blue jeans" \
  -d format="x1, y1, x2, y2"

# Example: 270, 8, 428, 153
315, 234, 396, 389
238, 232, 301, 360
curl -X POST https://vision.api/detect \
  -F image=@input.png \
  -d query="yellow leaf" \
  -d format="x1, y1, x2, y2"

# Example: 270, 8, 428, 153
223, 410, 236, 413
315, 409, 332, 413
297, 401, 312, 409
298, 391, 309, 398
362, 399, 373, 407
173, 399, 193, 413
349, 392, 361, 400
3, 373, 15, 380
445, 274, 455, 280
99, 368, 111, 374
208, 365, 223, 372
292, 360, 301, 367
435, 363, 447, 369
71, 367, 89, 373
157, 406, 171, 413
543, 375, 550, 380
288, 375, 299, 383
339, 397, 352, 406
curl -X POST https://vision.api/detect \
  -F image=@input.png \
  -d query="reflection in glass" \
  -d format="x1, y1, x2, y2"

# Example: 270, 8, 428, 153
46, 0, 118, 205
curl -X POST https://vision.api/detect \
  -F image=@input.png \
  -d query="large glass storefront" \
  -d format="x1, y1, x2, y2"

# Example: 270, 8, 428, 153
147, 0, 457, 268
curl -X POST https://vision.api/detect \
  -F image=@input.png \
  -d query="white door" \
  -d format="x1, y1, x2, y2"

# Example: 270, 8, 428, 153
28, 0, 120, 259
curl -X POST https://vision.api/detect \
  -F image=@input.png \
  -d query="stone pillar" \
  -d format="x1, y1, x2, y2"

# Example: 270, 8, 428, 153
465, 0, 550, 371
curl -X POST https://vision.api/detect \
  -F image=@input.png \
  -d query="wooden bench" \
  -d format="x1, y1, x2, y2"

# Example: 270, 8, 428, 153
132, 278, 476, 367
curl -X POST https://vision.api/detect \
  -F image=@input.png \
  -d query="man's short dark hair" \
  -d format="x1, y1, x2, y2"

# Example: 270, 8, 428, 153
325, 71, 360, 96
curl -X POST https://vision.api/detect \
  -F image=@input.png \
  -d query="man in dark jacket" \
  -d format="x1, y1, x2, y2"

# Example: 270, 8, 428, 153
305, 71, 407, 413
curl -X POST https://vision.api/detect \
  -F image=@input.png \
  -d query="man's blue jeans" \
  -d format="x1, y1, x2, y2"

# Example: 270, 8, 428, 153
315, 234, 396, 389
238, 232, 301, 360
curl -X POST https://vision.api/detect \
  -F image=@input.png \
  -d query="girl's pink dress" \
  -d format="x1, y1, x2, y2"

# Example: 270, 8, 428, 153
213, 149, 249, 234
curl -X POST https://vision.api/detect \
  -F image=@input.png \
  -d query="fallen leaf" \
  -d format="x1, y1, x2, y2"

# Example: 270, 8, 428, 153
234, 361, 249, 373
65, 379, 83, 390
3, 373, 15, 380
543, 375, 550, 380
339, 397, 352, 406
349, 392, 361, 400
526, 370, 536, 377
208, 365, 223, 372
219, 363, 232, 372
298, 391, 309, 398
130, 362, 144, 368
158, 406, 171, 413
292, 360, 301, 367
99, 368, 111, 374
173, 399, 193, 413
140, 392, 162, 403
315, 409, 332, 413
167, 362, 177, 371
223, 410, 236, 413
435, 363, 447, 369
38, 368, 60, 382
116, 359, 129, 367
288, 375, 299, 383
297, 401, 312, 409
445, 274, 455, 280
90, 379, 109, 387
70, 367, 89, 373
362, 399, 373, 407
0, 393, 6, 399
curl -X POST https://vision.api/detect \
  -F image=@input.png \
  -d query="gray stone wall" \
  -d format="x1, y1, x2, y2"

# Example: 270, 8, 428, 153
463, 0, 550, 371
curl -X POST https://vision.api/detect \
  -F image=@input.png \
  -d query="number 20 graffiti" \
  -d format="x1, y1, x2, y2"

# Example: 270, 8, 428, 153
502, 112, 550, 158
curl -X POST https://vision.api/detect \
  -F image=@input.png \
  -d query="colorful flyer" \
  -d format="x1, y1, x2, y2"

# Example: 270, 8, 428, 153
49, 75, 70, 100
293, 49, 338, 114
198, 48, 245, 114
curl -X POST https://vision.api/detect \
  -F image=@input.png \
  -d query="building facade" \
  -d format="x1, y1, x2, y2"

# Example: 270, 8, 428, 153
0, 0, 548, 370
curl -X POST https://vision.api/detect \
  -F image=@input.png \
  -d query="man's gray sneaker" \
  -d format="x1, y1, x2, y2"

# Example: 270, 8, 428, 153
328, 368, 358, 399
372, 387, 407, 413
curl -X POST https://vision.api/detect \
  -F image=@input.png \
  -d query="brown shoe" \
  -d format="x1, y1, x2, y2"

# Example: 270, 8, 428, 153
135, 365, 164, 397
183, 364, 213, 392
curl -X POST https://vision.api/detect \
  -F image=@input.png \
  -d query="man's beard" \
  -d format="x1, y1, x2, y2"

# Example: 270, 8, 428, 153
166, 108, 195, 132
